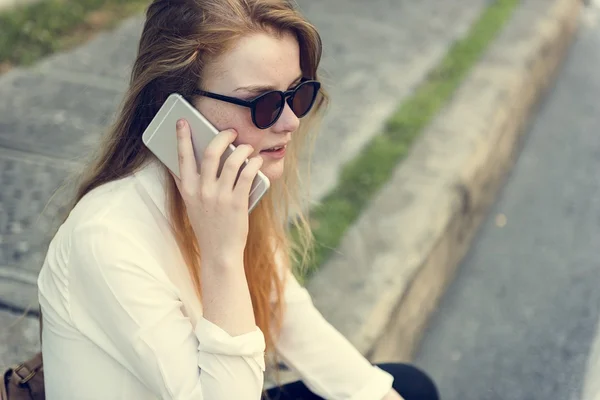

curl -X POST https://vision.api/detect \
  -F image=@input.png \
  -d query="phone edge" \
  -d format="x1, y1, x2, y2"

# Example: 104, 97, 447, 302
141, 94, 180, 146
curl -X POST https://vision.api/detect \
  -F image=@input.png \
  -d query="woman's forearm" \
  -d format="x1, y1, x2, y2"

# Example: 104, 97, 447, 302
201, 258, 257, 336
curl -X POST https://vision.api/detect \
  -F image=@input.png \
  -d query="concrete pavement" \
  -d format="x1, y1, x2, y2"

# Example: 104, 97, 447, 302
414, 4, 600, 399
0, 0, 489, 365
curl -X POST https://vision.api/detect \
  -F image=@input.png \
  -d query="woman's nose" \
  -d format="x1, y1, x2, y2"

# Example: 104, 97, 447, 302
272, 101, 300, 133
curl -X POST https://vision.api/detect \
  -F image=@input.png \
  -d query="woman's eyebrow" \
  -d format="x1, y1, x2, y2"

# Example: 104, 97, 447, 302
233, 74, 304, 94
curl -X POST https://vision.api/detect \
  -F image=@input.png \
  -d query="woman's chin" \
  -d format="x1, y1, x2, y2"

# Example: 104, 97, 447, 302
260, 158, 285, 182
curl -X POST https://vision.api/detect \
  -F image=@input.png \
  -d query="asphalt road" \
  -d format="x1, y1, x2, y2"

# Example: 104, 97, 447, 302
414, 6, 600, 400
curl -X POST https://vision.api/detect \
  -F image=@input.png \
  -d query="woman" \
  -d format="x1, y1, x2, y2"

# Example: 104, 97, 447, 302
37, 0, 439, 399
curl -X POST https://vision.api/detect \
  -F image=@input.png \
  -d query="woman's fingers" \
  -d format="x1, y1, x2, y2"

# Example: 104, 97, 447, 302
173, 123, 260, 208
199, 129, 238, 186
218, 144, 255, 190
175, 119, 198, 187
232, 156, 263, 198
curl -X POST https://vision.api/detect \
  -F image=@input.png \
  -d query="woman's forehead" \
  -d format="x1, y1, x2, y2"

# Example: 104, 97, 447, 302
206, 32, 302, 92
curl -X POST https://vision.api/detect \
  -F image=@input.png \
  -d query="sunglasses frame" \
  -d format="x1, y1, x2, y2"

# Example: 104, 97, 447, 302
192, 79, 321, 129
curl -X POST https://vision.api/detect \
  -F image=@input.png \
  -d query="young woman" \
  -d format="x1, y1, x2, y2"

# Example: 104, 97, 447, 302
37, 0, 439, 399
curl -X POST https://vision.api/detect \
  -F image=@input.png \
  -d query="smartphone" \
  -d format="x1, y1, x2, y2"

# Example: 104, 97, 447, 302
141, 93, 270, 213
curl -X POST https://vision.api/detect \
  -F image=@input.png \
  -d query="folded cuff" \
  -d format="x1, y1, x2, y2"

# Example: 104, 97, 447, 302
348, 366, 395, 400
195, 317, 266, 366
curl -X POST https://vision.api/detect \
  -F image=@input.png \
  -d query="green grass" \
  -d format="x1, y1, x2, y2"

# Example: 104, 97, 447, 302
0, 0, 149, 67
295, 0, 520, 283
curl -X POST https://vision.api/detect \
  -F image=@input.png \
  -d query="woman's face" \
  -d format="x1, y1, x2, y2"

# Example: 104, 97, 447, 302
195, 31, 303, 182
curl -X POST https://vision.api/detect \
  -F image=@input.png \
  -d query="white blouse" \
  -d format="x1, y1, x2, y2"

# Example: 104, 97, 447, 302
37, 160, 394, 400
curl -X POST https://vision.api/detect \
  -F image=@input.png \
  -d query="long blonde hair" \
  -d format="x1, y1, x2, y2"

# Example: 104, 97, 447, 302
46, 0, 328, 388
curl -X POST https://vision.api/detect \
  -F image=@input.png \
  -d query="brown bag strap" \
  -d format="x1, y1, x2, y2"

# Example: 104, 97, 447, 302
1, 368, 9, 400
0, 309, 45, 400
9, 353, 43, 389
2, 352, 44, 400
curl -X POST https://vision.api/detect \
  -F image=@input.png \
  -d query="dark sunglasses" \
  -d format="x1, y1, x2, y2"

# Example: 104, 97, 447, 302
193, 79, 321, 129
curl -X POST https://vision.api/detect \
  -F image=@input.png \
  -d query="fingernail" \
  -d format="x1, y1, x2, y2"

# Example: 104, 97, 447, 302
176, 119, 185, 129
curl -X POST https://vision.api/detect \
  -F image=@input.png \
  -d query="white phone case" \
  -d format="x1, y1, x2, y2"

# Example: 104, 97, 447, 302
141, 93, 270, 213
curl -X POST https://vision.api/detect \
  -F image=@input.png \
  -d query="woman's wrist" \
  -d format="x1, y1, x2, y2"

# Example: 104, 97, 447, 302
199, 253, 256, 337
201, 252, 245, 271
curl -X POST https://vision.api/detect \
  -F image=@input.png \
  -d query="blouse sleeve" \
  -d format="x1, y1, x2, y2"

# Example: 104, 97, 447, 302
273, 264, 395, 400
67, 220, 266, 399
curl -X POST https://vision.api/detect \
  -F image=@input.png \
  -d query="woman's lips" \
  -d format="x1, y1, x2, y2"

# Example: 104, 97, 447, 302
260, 146, 286, 159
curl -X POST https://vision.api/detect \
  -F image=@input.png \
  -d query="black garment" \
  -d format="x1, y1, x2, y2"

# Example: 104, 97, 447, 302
262, 363, 439, 400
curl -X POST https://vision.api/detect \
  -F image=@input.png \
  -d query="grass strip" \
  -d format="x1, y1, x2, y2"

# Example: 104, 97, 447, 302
0, 0, 149, 69
295, 0, 520, 283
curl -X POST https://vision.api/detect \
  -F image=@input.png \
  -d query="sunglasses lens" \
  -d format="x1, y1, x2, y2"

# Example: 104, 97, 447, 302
255, 92, 284, 128
291, 82, 318, 118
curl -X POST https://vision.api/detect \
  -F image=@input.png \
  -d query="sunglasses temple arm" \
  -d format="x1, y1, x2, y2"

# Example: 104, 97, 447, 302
198, 91, 254, 108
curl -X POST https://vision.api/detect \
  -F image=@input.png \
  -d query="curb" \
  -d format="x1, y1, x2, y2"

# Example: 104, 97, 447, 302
304, 0, 581, 368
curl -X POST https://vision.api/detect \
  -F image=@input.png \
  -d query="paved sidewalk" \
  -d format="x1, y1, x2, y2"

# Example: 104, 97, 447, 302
0, 0, 487, 364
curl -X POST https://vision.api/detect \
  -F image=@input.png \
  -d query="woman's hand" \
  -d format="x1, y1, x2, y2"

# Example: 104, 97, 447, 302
168, 118, 261, 336
170, 118, 263, 267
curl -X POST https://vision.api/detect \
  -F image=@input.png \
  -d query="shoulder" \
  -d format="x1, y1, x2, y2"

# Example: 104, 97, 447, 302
69, 174, 147, 226
62, 174, 172, 275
